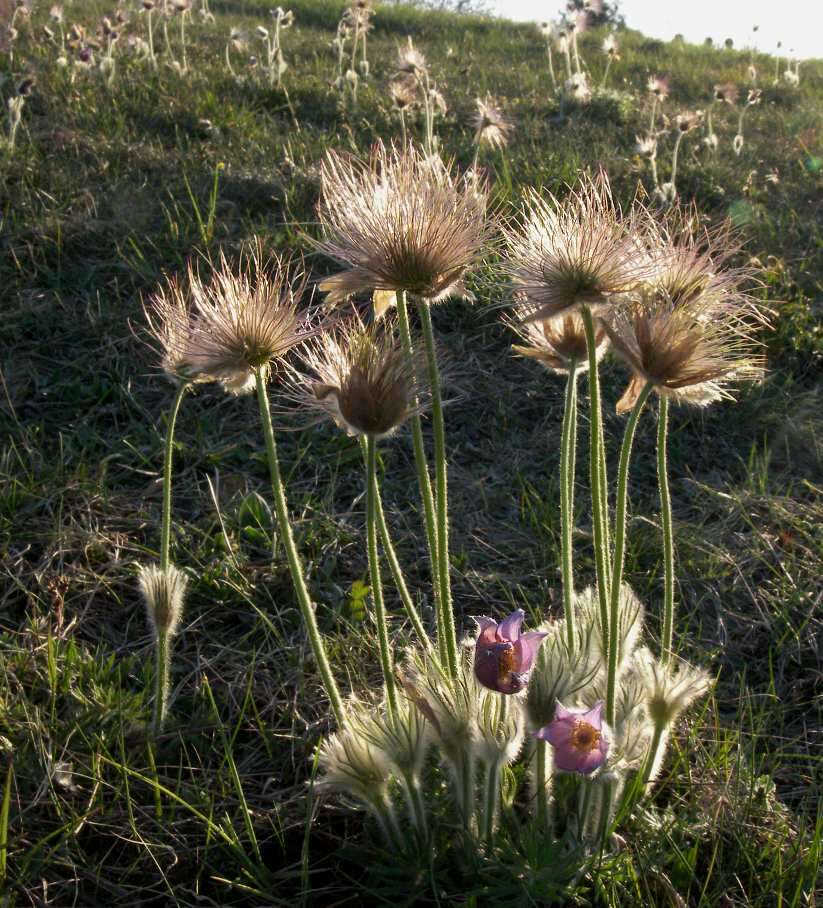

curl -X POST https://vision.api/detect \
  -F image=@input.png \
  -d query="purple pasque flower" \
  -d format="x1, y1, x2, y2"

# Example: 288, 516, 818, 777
533, 701, 609, 774
473, 608, 548, 695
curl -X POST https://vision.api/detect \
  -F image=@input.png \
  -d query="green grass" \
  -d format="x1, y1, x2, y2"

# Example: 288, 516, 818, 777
1, 0, 821, 903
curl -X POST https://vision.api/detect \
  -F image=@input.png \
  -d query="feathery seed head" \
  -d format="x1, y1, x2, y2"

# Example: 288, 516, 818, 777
575, 585, 644, 670
647, 74, 670, 99
635, 134, 657, 157
396, 36, 426, 75
389, 73, 418, 110
144, 275, 203, 384
137, 563, 187, 638
643, 205, 767, 324
473, 96, 513, 150
635, 649, 711, 729
713, 81, 739, 104
502, 172, 651, 322
315, 142, 490, 305
182, 244, 309, 395
476, 689, 526, 766
507, 306, 608, 375
675, 110, 703, 132
525, 621, 602, 729
603, 297, 766, 413
348, 696, 430, 778
317, 722, 393, 807
404, 649, 479, 768
295, 315, 420, 438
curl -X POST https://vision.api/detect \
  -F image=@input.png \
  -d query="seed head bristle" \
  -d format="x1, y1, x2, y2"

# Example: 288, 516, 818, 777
315, 142, 490, 305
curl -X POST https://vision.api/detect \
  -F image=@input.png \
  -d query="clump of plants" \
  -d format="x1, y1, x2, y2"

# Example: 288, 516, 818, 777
139, 143, 768, 885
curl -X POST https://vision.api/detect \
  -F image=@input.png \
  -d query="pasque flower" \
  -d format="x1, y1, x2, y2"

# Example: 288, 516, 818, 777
473, 609, 548, 695
507, 306, 608, 375
502, 173, 650, 322
294, 315, 421, 438
473, 96, 513, 149
158, 244, 310, 395
533, 701, 609, 773
315, 142, 489, 306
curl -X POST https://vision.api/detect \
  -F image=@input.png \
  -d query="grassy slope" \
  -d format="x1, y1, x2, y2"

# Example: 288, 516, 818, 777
0, 0, 821, 903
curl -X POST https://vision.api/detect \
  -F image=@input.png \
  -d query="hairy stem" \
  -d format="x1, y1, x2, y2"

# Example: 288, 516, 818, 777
160, 382, 188, 573
606, 381, 652, 727
366, 435, 399, 718
152, 629, 170, 736
254, 368, 346, 728
581, 307, 611, 659
394, 291, 445, 664
534, 738, 550, 829
658, 396, 675, 662
418, 299, 459, 678
560, 362, 579, 651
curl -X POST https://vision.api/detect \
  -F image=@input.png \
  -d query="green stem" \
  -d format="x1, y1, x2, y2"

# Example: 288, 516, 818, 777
658, 396, 675, 663
641, 722, 666, 787
596, 777, 613, 851
374, 488, 429, 646
366, 435, 399, 719
418, 300, 458, 678
560, 362, 578, 651
670, 131, 684, 195
482, 757, 501, 846
394, 291, 444, 665
581, 307, 611, 659
360, 438, 415, 616
254, 368, 346, 728
600, 56, 612, 89
482, 695, 508, 845
535, 738, 550, 829
152, 629, 170, 736
457, 748, 474, 830
160, 382, 188, 572
606, 381, 652, 727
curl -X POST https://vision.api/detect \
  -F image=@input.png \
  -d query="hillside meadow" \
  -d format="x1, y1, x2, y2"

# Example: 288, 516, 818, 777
0, 0, 821, 904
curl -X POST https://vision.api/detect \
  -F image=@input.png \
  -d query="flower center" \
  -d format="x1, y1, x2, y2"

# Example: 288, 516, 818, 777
496, 641, 516, 685
570, 720, 601, 753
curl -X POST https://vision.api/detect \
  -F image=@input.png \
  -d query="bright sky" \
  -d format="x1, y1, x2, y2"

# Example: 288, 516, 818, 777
492, 0, 823, 61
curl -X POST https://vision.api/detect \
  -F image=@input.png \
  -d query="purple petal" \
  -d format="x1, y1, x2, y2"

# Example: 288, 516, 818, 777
535, 715, 575, 747
474, 642, 508, 693
578, 746, 608, 775
580, 700, 605, 730
497, 609, 525, 643
514, 631, 549, 673
473, 616, 499, 646
552, 742, 588, 773
553, 703, 578, 722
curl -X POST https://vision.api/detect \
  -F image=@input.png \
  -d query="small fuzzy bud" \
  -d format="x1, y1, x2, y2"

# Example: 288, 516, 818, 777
137, 563, 187, 638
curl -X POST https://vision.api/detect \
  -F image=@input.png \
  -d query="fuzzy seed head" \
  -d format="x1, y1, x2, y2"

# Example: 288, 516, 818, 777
647, 74, 670, 99
317, 722, 393, 807
182, 243, 309, 394
507, 306, 608, 375
635, 649, 712, 729
395, 36, 426, 75
604, 298, 765, 413
473, 96, 513, 150
502, 172, 651, 321
713, 81, 739, 104
294, 315, 420, 437
389, 73, 417, 111
315, 142, 490, 305
137, 564, 187, 638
